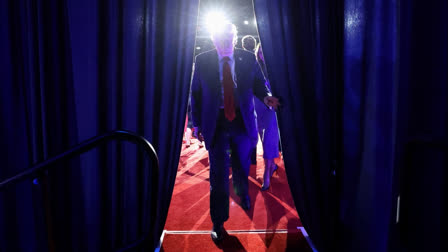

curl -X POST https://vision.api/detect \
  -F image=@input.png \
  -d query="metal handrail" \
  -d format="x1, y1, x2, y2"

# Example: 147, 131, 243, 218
0, 130, 159, 251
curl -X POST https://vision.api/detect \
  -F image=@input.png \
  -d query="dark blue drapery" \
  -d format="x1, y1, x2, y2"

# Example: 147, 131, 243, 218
341, 1, 398, 251
1, 0, 79, 250
391, 1, 448, 252
1, 0, 447, 251
1, 0, 198, 250
254, 0, 343, 251
254, 0, 447, 251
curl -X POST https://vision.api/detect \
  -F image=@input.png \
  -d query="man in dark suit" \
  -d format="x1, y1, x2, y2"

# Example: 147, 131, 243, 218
190, 23, 280, 242
242, 35, 260, 165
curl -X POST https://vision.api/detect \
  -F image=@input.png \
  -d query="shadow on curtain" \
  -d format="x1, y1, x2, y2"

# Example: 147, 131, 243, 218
0, 0, 199, 251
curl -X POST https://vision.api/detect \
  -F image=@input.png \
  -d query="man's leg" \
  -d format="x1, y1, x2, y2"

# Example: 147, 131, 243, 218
250, 147, 257, 164
230, 128, 252, 209
208, 131, 231, 225
262, 113, 279, 159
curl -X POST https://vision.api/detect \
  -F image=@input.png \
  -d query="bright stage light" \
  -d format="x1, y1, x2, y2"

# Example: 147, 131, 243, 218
244, 20, 249, 25
205, 11, 229, 35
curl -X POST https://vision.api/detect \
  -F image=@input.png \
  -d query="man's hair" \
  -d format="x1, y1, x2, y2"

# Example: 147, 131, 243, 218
210, 23, 238, 46
242, 35, 256, 51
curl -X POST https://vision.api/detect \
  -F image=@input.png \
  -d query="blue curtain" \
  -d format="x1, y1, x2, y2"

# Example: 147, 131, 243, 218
254, 0, 447, 251
254, 0, 343, 251
391, 1, 448, 252
1, 0, 79, 251
0, 0, 198, 251
341, 0, 398, 251
2, 0, 446, 251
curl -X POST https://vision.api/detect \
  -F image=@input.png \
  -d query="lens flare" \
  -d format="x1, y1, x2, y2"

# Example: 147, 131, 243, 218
205, 11, 228, 35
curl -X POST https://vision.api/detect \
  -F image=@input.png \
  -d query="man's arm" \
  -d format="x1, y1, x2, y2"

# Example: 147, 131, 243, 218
252, 60, 271, 98
190, 60, 203, 137
252, 60, 281, 110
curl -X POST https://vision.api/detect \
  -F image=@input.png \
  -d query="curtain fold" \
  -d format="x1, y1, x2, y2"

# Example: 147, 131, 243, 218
253, 1, 343, 251
391, 1, 448, 251
2, 0, 447, 251
254, 0, 447, 251
340, 1, 399, 251
1, 0, 79, 250
1, 0, 199, 251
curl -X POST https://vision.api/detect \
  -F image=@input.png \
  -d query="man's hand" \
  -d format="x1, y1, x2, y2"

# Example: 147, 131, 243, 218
193, 127, 205, 142
263, 96, 281, 110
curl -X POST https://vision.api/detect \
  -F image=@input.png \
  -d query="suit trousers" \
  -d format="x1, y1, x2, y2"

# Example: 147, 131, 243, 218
254, 98, 280, 159
208, 109, 252, 225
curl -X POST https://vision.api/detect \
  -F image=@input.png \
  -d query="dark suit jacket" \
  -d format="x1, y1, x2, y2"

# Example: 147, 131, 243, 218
190, 48, 271, 149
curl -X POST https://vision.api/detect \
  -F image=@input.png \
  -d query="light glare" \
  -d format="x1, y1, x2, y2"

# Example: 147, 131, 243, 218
205, 11, 228, 35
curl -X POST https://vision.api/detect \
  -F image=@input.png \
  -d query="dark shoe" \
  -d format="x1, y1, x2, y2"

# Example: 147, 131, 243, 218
240, 196, 251, 210
261, 160, 277, 191
261, 182, 270, 191
271, 164, 278, 177
211, 223, 225, 243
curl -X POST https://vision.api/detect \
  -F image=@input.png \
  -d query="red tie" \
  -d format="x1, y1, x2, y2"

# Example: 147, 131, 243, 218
222, 56, 236, 121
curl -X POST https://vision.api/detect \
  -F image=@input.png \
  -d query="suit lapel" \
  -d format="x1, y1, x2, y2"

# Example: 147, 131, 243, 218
207, 50, 220, 89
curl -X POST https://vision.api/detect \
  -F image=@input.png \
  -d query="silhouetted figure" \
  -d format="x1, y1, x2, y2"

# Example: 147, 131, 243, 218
242, 35, 258, 164
254, 43, 280, 191
190, 23, 280, 243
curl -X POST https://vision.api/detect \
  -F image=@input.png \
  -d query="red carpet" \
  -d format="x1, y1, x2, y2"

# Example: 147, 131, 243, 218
162, 138, 313, 251
161, 229, 312, 251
